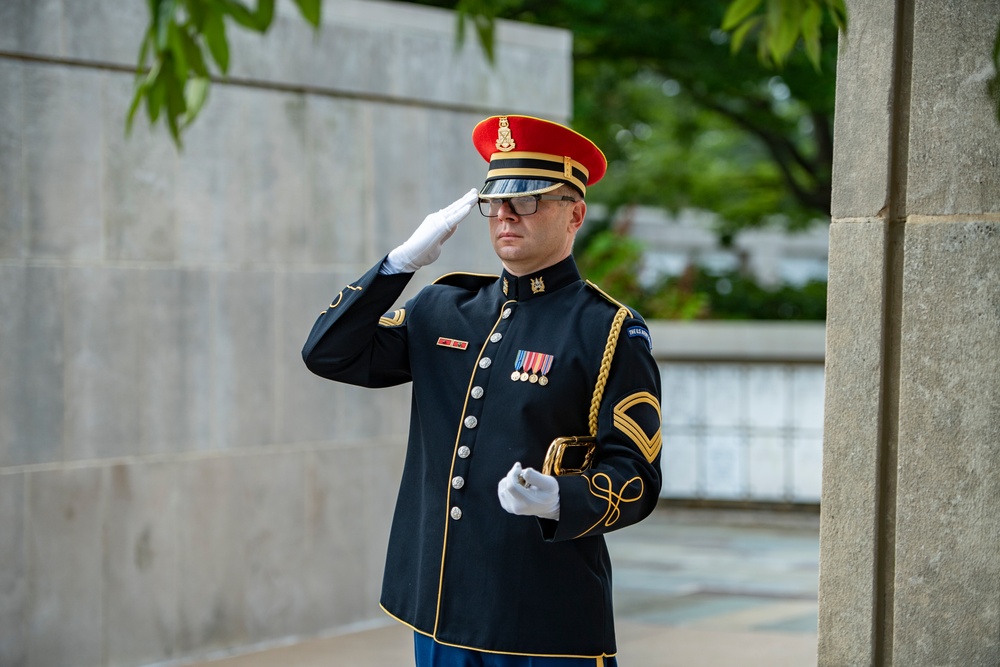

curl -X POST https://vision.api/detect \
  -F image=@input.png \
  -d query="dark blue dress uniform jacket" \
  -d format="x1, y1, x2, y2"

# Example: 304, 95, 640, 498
302, 255, 663, 659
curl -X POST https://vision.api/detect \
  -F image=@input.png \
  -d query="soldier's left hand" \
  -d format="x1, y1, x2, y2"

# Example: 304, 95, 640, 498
497, 462, 560, 520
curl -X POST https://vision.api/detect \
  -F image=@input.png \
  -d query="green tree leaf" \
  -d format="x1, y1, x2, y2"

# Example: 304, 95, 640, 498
146, 62, 167, 123
154, 0, 177, 50
218, 0, 266, 30
166, 21, 189, 80
184, 76, 210, 123
292, 0, 322, 27
254, 0, 275, 31
825, 0, 847, 32
730, 15, 762, 54
203, 9, 230, 73
721, 0, 763, 31
801, 2, 822, 69
131, 0, 322, 147
177, 25, 210, 77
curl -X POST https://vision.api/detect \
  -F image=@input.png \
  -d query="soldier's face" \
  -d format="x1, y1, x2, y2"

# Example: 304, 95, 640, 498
489, 191, 586, 276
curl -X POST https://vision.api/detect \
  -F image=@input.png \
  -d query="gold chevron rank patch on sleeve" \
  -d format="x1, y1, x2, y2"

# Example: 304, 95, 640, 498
613, 392, 662, 463
378, 308, 406, 328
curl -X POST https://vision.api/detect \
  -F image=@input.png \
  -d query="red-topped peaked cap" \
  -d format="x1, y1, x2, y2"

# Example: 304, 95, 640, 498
472, 115, 608, 199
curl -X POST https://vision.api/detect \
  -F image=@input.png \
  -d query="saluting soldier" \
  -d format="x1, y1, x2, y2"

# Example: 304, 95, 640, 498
303, 115, 664, 667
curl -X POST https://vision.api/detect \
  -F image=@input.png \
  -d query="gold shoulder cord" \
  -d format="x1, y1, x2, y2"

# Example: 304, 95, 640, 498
588, 307, 630, 437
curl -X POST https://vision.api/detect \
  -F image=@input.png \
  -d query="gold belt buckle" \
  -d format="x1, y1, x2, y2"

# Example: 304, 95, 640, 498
542, 436, 596, 476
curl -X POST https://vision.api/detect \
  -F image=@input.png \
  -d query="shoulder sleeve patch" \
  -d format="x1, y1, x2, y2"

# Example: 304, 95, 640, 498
432, 272, 499, 291
627, 324, 652, 351
378, 308, 406, 328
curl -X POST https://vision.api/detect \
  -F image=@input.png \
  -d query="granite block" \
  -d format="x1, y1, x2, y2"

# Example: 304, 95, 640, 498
173, 89, 237, 264
141, 268, 216, 453
0, 60, 24, 259
0, 0, 63, 57
0, 265, 65, 467
242, 93, 310, 264
817, 218, 888, 667
261, 0, 571, 115
26, 467, 105, 667
214, 87, 311, 265
104, 462, 180, 666
62, 0, 148, 65
212, 270, 277, 450
336, 382, 411, 446
369, 105, 437, 255
0, 474, 27, 667
22, 64, 104, 260
175, 456, 246, 652
907, 0, 1000, 215
363, 441, 408, 604
892, 219, 1000, 666
829, 2, 897, 219
101, 72, 179, 262
303, 98, 370, 266
63, 266, 145, 460
301, 446, 373, 632
275, 271, 347, 445
232, 452, 309, 640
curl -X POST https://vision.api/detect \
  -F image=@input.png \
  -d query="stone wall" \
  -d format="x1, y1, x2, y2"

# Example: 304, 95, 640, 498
818, 0, 1000, 665
0, 1, 571, 665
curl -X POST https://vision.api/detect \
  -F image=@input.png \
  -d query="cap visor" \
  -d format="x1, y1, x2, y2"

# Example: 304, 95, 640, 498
479, 178, 563, 198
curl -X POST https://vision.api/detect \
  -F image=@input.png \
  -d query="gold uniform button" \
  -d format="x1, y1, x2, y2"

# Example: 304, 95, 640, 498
450, 507, 463, 520
502, 308, 512, 319
464, 416, 478, 429
490, 333, 503, 343
471, 386, 484, 399
458, 446, 471, 459
479, 357, 492, 369
452, 476, 465, 489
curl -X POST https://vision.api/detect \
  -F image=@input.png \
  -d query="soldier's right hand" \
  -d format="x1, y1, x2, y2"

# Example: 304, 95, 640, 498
382, 188, 479, 274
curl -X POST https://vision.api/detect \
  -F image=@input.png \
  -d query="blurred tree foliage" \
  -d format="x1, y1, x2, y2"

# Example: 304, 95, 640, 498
575, 224, 826, 321
411, 0, 844, 238
128, 0, 321, 146
405, 0, 843, 320
129, 1, 999, 321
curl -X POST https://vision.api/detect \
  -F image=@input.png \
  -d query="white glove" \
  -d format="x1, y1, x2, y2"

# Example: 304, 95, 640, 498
498, 462, 560, 521
382, 188, 479, 274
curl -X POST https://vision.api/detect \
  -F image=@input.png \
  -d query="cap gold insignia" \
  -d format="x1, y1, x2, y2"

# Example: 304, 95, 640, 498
496, 116, 516, 152
530, 277, 545, 294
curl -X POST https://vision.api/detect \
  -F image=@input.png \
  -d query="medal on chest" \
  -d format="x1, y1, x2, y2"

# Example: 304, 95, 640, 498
511, 350, 554, 386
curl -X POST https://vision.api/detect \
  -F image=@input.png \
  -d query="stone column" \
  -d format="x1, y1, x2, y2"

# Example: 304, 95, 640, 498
819, 0, 1000, 665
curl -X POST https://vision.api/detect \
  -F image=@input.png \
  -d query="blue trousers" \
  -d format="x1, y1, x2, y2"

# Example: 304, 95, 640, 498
414, 633, 619, 667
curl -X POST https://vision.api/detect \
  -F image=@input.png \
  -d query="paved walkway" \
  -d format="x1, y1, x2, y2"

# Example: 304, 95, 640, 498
182, 507, 820, 667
